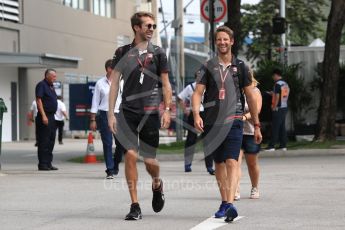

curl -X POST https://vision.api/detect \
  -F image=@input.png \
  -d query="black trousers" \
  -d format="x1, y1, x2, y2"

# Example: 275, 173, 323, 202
184, 112, 213, 168
36, 113, 56, 168
268, 107, 288, 148
55, 120, 64, 143
35, 120, 38, 144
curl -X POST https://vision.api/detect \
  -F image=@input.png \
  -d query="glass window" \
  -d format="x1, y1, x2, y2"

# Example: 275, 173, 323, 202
72, 0, 78, 9
93, 0, 99, 15
62, 0, 89, 11
63, 0, 72, 7
0, 0, 20, 23
105, 0, 112, 18
92, 0, 114, 18
100, 0, 105, 16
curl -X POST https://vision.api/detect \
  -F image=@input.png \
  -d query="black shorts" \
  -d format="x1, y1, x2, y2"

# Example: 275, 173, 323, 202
116, 110, 160, 158
203, 120, 243, 163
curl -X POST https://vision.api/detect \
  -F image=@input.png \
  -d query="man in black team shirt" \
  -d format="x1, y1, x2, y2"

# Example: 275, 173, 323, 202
192, 26, 262, 222
108, 11, 172, 220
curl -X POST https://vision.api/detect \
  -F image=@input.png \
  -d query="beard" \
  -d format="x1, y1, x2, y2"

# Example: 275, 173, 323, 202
217, 46, 231, 55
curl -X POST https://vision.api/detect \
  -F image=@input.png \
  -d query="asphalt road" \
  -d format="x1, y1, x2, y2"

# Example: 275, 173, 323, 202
0, 139, 344, 230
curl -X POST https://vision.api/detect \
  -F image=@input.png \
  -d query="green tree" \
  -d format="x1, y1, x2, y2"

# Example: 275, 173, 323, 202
315, 0, 345, 141
240, 0, 327, 61
225, 0, 241, 56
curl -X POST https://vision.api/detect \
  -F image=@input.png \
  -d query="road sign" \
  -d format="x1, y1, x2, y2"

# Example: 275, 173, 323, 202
200, 0, 228, 23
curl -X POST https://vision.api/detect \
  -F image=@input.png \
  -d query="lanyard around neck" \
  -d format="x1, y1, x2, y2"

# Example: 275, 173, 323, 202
137, 53, 150, 71
219, 65, 230, 89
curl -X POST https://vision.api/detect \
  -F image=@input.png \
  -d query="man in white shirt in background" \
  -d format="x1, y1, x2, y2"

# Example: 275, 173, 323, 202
177, 80, 214, 175
90, 59, 123, 179
55, 96, 69, 145
29, 100, 38, 146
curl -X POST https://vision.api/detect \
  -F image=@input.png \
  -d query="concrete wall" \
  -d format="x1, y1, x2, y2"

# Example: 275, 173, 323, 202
0, 0, 150, 141
0, 28, 19, 52
20, 0, 136, 75
288, 46, 345, 124
0, 67, 18, 142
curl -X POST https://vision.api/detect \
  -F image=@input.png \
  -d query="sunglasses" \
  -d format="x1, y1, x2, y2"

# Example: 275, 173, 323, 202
143, 24, 157, 30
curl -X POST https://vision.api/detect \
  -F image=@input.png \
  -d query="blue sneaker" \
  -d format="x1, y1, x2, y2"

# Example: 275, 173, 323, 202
225, 203, 238, 222
214, 202, 229, 218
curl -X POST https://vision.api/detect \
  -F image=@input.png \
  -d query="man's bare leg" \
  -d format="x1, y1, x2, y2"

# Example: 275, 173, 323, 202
215, 162, 228, 201
144, 158, 161, 188
225, 159, 238, 203
125, 149, 138, 203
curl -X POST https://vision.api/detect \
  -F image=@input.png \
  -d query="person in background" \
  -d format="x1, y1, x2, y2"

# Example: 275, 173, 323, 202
177, 80, 214, 175
265, 69, 290, 151
90, 59, 123, 179
35, 69, 58, 171
235, 71, 262, 201
55, 96, 69, 145
29, 100, 38, 147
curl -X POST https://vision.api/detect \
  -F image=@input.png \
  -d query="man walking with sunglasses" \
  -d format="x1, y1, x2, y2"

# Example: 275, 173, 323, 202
108, 11, 172, 220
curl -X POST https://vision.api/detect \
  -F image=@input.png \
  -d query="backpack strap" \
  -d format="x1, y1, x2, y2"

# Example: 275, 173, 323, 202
236, 59, 246, 110
190, 83, 195, 91
236, 59, 245, 90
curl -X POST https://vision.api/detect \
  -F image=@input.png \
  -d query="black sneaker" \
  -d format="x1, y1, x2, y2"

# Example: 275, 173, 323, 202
152, 179, 165, 213
185, 164, 192, 172
207, 167, 215, 175
105, 170, 115, 179
49, 165, 58, 170
106, 172, 114, 179
125, 203, 142, 220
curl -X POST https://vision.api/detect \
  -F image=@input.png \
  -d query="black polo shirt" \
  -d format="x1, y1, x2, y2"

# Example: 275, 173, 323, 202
111, 42, 169, 114
35, 79, 57, 114
196, 56, 251, 125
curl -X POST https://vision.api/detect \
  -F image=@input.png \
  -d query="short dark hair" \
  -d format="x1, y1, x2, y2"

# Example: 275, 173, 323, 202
105, 59, 113, 70
130, 11, 155, 33
273, 68, 282, 76
44, 68, 56, 78
215, 25, 234, 40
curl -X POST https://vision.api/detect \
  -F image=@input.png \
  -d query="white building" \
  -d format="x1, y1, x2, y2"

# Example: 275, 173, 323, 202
0, 0, 157, 142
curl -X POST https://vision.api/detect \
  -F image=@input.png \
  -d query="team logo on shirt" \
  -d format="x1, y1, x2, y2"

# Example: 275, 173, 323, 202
232, 66, 238, 73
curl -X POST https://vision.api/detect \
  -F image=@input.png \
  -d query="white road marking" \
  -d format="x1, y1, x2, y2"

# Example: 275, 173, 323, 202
190, 216, 244, 230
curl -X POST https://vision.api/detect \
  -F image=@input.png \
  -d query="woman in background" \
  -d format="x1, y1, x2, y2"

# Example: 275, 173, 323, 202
236, 71, 262, 200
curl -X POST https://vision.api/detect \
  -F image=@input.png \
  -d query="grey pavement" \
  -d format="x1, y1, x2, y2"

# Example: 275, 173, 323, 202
0, 138, 345, 230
